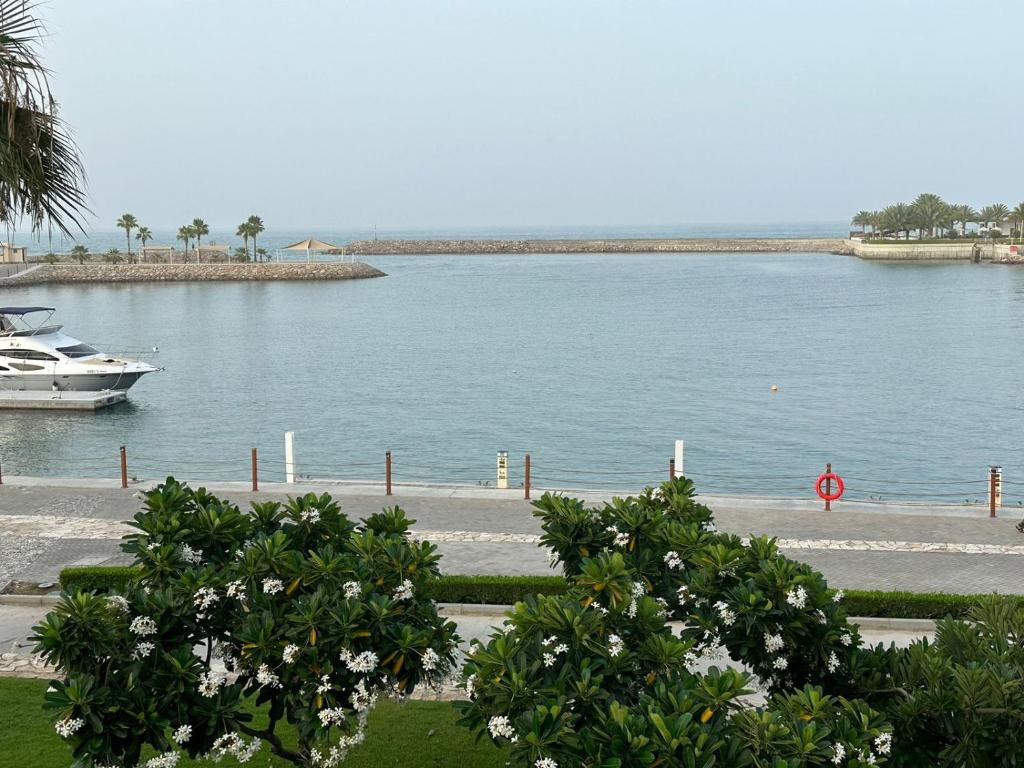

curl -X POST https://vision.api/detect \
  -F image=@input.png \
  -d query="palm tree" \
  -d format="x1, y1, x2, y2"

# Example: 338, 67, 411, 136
881, 203, 913, 239
1009, 202, 1024, 243
177, 225, 193, 259
0, 2, 88, 236
979, 204, 1009, 235
70, 244, 88, 264
191, 218, 209, 261
851, 211, 872, 234
116, 213, 138, 261
236, 221, 252, 262
246, 215, 265, 261
910, 193, 948, 238
951, 204, 978, 236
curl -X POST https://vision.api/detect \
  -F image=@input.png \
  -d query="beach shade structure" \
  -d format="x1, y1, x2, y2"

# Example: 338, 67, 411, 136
280, 238, 341, 263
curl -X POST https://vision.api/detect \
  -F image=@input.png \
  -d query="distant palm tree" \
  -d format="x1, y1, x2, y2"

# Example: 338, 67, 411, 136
851, 211, 872, 234
951, 204, 979, 236
1009, 202, 1024, 242
70, 244, 88, 264
236, 221, 252, 262
910, 193, 948, 238
979, 204, 1010, 235
0, 2, 88, 236
246, 215, 265, 261
177, 225, 193, 259
881, 203, 913, 239
116, 213, 138, 261
191, 218, 209, 261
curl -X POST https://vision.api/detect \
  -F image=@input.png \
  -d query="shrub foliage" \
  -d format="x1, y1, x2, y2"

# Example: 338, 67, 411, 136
33, 479, 458, 767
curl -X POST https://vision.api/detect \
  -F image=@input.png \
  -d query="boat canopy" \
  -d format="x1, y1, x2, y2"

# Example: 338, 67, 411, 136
0, 307, 55, 315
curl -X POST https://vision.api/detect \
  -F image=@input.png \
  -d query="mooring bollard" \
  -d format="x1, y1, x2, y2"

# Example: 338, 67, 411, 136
251, 448, 259, 492
120, 446, 128, 489
989, 465, 1002, 518
669, 457, 676, 480
524, 453, 531, 500
385, 451, 392, 496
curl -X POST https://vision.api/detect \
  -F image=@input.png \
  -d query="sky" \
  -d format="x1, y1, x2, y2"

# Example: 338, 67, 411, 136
28, 0, 1024, 233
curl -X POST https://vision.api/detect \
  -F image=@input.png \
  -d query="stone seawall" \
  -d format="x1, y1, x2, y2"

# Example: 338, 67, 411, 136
849, 240, 987, 261
0, 262, 386, 285
345, 237, 852, 255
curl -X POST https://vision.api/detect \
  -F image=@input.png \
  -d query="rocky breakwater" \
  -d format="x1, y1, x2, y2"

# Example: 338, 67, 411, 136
0, 261, 386, 285
345, 237, 852, 255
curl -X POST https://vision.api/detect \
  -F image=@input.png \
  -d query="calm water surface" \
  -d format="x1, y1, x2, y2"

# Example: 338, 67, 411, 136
2, 252, 1022, 503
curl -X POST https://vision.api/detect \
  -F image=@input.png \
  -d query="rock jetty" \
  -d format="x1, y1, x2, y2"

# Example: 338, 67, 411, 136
0, 262, 385, 286
344, 237, 852, 255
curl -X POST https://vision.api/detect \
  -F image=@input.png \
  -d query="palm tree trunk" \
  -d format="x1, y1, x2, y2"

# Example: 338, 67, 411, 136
253, 233, 257, 262
125, 228, 131, 261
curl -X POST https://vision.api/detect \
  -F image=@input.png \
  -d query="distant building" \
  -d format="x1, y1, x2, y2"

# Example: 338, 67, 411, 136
0, 243, 26, 263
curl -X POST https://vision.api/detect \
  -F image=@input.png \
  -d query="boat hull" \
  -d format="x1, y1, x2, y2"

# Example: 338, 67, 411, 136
0, 371, 150, 391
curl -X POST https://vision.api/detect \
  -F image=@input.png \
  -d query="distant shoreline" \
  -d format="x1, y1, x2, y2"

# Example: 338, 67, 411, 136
344, 237, 852, 255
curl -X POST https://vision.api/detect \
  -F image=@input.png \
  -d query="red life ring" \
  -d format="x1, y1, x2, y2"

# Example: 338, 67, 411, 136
816, 472, 844, 501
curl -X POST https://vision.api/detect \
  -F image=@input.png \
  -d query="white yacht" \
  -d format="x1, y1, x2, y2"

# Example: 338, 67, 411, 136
0, 306, 159, 391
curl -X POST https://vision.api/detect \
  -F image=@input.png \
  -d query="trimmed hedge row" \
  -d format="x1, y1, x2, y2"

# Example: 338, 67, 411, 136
58, 566, 1021, 620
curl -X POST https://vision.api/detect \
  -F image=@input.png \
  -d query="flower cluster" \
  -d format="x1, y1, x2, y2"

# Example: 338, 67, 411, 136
422, 648, 441, 671
714, 600, 736, 626
663, 550, 683, 570
194, 586, 219, 617
105, 595, 130, 614
392, 579, 414, 601
283, 643, 301, 664
340, 648, 379, 674
172, 724, 192, 745
255, 663, 280, 688
198, 670, 226, 697
301, 508, 321, 524
318, 707, 346, 727
607, 634, 624, 657
178, 543, 203, 565
262, 577, 283, 595
225, 580, 246, 600
142, 752, 180, 768
55, 716, 84, 738
786, 586, 808, 609
132, 641, 156, 660
488, 714, 518, 742
130, 615, 157, 636
343, 581, 361, 599
606, 526, 631, 548
208, 732, 261, 763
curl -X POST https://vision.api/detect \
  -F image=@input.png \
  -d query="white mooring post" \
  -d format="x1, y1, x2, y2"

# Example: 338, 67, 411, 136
674, 440, 685, 477
496, 450, 509, 489
285, 431, 296, 484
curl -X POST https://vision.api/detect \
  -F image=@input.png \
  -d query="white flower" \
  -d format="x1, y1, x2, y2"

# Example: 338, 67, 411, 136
340, 649, 378, 674
764, 633, 785, 653
677, 585, 690, 605
702, 521, 717, 532
552, 643, 569, 655
256, 663, 280, 688
301, 509, 321, 524
714, 601, 736, 626
606, 526, 630, 547
607, 634, 624, 657
663, 551, 683, 570
319, 707, 346, 727
283, 644, 300, 664
172, 724, 192, 745
684, 651, 699, 666
543, 653, 557, 667
262, 578, 283, 595
316, 673, 332, 695
105, 595, 130, 614
422, 648, 441, 671
536, 758, 559, 768
840, 632, 853, 646
874, 732, 892, 755
392, 579, 414, 600
209, 733, 261, 763
465, 673, 478, 698
815, 609, 829, 625
194, 587, 219, 612
132, 641, 156, 660
55, 717, 84, 738
785, 586, 808, 609
631, 581, 645, 598
832, 589, 844, 603
178, 543, 203, 564
198, 670, 226, 697
226, 580, 246, 600
130, 615, 157, 636
541, 636, 556, 647
773, 656, 789, 670
831, 742, 846, 765
343, 581, 361, 599
350, 678, 379, 712
143, 752, 181, 768
826, 651, 840, 673
488, 715, 518, 741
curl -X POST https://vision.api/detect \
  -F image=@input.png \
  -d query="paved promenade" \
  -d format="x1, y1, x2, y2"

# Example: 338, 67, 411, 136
1, 477, 1022, 595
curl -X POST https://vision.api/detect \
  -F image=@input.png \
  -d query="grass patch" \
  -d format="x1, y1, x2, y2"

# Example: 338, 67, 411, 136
0, 678, 505, 768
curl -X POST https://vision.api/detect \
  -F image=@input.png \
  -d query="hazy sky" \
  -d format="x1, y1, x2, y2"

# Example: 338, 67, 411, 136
33, 1, 1024, 231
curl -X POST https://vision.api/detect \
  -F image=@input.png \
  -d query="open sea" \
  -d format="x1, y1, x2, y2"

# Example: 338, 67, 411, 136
1, 229, 1022, 505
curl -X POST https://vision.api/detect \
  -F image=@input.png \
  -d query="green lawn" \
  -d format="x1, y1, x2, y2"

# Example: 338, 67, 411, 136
0, 678, 507, 768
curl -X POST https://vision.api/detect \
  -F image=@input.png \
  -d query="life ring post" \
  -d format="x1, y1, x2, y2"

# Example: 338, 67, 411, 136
815, 464, 844, 509
825, 463, 832, 511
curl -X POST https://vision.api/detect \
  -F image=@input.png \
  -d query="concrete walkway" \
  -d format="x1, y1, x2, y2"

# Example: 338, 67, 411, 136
1, 477, 1022, 594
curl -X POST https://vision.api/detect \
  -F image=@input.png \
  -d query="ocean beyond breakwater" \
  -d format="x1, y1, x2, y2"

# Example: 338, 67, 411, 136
344, 237, 852, 255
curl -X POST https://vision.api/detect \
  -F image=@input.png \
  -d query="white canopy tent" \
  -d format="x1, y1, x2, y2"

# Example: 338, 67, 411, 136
279, 238, 345, 263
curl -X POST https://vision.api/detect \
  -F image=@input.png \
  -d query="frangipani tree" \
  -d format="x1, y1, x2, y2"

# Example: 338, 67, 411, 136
33, 480, 459, 767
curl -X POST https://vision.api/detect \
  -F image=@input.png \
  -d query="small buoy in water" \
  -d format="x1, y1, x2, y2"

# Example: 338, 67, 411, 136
771, 384, 779, 392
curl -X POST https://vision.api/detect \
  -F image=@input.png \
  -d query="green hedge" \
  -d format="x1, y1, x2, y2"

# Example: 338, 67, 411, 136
59, 566, 1021, 620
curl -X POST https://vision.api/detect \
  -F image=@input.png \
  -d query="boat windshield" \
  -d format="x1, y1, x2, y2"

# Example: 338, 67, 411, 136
57, 343, 100, 358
